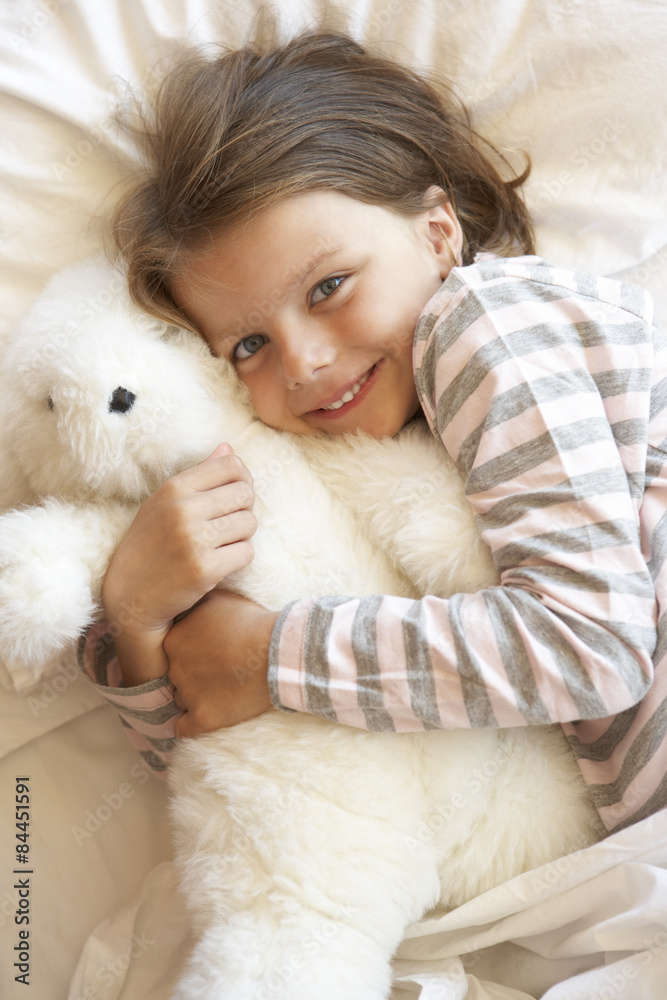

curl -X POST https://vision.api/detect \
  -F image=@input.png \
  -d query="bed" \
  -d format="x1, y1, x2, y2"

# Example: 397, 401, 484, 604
0, 1, 666, 997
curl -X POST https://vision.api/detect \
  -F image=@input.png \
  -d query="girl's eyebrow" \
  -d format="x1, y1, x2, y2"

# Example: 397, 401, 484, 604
295, 244, 345, 287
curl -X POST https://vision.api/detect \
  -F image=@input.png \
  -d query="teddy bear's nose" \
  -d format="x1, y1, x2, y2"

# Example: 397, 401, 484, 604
108, 386, 136, 414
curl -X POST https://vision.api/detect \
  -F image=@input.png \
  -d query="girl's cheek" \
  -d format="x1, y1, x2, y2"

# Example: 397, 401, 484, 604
244, 374, 281, 425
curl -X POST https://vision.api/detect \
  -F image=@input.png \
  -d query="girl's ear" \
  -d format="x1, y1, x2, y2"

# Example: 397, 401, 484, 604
422, 185, 464, 278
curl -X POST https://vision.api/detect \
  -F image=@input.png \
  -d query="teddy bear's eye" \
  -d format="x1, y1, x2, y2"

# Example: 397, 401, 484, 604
108, 386, 136, 414
47, 397, 54, 411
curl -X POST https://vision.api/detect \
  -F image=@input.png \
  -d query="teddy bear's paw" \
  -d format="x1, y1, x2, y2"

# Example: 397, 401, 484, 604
0, 508, 96, 667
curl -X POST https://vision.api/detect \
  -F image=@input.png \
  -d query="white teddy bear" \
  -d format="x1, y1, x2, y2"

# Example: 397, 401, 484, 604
0, 258, 604, 1000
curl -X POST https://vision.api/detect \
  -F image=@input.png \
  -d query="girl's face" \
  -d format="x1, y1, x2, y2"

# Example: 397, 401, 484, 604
172, 189, 462, 438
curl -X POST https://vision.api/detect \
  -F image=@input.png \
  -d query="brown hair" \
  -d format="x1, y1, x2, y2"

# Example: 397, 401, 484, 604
111, 30, 534, 331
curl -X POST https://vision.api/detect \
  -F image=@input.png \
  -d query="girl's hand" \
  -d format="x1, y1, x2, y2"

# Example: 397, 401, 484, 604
165, 590, 278, 737
102, 443, 257, 686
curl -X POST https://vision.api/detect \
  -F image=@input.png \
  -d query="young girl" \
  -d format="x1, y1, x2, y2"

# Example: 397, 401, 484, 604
81, 30, 667, 836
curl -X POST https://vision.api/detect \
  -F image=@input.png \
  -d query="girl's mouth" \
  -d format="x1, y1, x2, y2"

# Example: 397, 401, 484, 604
307, 363, 380, 420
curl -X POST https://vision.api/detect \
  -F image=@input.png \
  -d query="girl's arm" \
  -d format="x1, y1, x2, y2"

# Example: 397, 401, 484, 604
76, 442, 261, 771
268, 258, 662, 731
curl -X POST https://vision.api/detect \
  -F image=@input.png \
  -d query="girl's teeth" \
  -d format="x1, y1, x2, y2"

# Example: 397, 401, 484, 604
325, 385, 358, 410
322, 372, 370, 411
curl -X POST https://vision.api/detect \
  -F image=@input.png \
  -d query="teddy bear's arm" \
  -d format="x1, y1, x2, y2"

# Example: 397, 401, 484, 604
0, 498, 137, 690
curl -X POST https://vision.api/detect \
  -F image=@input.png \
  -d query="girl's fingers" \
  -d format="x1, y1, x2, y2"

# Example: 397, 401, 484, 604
178, 449, 254, 493
200, 509, 258, 549
155, 454, 255, 527
209, 538, 256, 583
181, 536, 255, 596
177, 482, 256, 538
205, 442, 234, 461
205, 478, 256, 515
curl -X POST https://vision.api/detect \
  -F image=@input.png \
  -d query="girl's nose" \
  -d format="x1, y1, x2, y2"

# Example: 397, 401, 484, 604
279, 323, 337, 389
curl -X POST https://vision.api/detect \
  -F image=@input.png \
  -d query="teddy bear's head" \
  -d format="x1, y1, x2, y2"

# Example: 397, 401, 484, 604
0, 257, 253, 509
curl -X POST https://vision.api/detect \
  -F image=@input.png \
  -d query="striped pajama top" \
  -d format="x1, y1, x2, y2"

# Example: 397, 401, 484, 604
78, 254, 667, 833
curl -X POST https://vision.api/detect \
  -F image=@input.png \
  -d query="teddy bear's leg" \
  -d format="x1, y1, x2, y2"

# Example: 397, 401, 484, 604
170, 839, 438, 1000
0, 499, 135, 679
169, 716, 441, 1000
172, 916, 405, 1000
428, 726, 605, 909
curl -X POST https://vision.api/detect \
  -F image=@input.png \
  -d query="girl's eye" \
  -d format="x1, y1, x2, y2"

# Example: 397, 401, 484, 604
232, 334, 268, 361
311, 275, 345, 306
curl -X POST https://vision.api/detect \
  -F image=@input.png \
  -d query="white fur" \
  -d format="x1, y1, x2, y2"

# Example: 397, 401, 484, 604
0, 258, 605, 998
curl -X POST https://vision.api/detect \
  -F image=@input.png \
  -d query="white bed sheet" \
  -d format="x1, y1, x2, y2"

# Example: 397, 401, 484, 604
0, 702, 171, 999
0, 1, 666, 998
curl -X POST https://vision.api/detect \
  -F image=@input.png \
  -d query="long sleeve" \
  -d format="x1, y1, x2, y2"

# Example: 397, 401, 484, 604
77, 621, 182, 775
268, 256, 659, 734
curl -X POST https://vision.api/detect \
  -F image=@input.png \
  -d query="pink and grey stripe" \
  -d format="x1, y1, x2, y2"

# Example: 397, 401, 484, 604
78, 622, 180, 776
